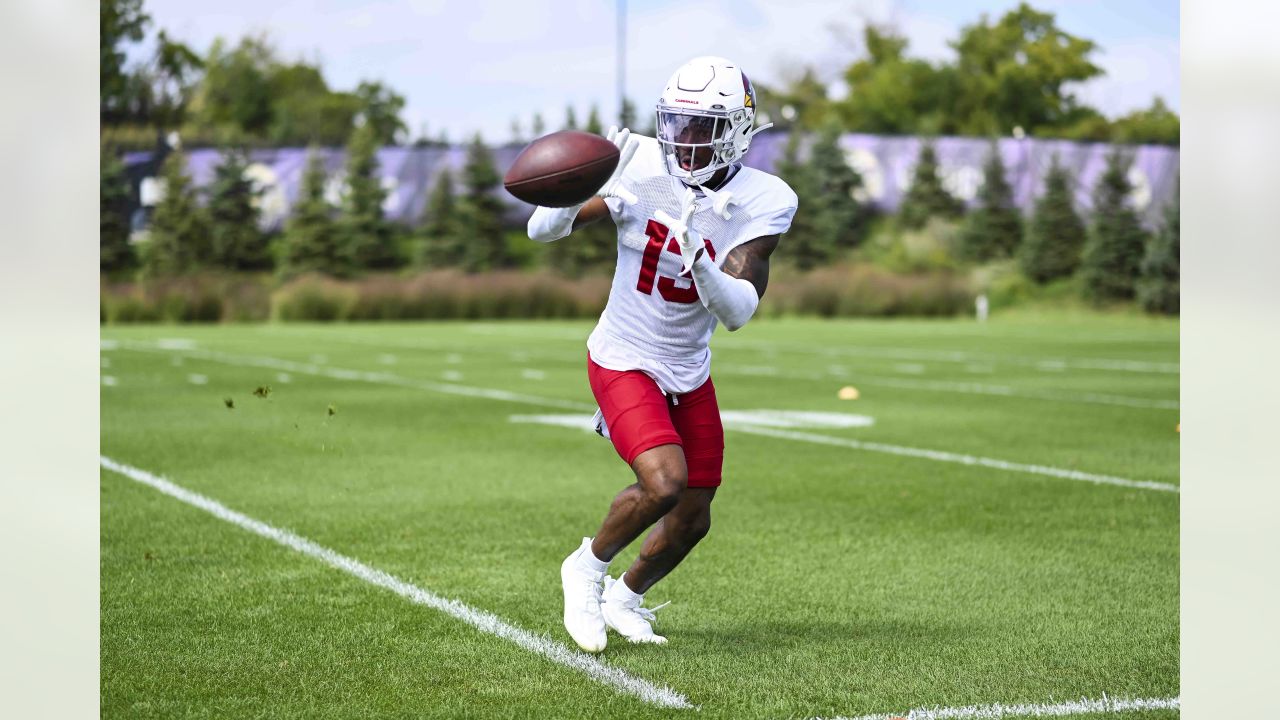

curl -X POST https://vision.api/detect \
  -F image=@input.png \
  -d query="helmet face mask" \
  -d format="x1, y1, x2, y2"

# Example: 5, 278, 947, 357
655, 56, 772, 186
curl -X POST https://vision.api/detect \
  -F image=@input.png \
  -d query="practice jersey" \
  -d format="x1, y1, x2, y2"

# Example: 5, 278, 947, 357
586, 134, 798, 394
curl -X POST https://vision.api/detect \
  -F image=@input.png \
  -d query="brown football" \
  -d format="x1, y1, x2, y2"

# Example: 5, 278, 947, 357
503, 131, 620, 207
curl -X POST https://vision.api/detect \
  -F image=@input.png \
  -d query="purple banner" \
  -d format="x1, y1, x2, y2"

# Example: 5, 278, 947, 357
124, 133, 1177, 232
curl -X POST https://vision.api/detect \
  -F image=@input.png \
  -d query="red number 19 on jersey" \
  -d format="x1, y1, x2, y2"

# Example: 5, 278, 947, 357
636, 219, 716, 304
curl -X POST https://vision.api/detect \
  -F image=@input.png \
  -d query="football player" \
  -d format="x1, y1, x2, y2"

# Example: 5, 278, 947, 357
527, 56, 797, 651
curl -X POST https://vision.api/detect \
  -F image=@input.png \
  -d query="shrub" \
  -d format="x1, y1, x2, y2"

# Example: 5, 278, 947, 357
763, 264, 972, 317
272, 274, 358, 321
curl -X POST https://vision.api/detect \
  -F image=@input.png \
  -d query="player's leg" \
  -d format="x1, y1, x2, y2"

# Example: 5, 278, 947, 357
611, 376, 723, 593
590, 444, 687, 561
561, 357, 684, 652
600, 376, 723, 644
618, 486, 715, 594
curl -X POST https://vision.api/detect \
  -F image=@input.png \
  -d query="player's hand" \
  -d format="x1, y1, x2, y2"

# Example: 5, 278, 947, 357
654, 189, 701, 274
596, 126, 639, 205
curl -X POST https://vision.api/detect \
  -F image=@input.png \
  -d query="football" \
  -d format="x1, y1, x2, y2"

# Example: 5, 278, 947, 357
503, 131, 620, 207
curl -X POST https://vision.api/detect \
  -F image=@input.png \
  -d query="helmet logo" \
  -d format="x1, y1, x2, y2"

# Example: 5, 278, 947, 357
741, 72, 756, 108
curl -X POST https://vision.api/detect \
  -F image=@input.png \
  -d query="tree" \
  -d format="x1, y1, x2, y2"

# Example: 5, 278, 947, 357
459, 134, 511, 272
101, 0, 150, 120
281, 148, 345, 276
341, 122, 400, 269
1080, 148, 1149, 302
1137, 179, 1179, 314
101, 147, 135, 272
620, 98, 637, 131
355, 80, 407, 145
585, 105, 604, 135
950, 3, 1104, 136
773, 129, 831, 270
418, 167, 463, 267
564, 105, 579, 131
899, 141, 963, 229
207, 149, 270, 270
191, 36, 277, 136
1020, 155, 1086, 282
531, 112, 546, 137
268, 63, 360, 146
806, 122, 864, 248
959, 141, 1022, 260
145, 149, 209, 276
835, 25, 956, 135
509, 117, 524, 145
1112, 97, 1180, 146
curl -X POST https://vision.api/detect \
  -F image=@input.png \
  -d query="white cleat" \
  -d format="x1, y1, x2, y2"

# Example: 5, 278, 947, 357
561, 537, 607, 653
601, 576, 671, 645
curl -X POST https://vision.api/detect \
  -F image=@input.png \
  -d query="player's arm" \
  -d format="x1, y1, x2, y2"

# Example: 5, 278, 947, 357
689, 235, 777, 332
527, 128, 637, 242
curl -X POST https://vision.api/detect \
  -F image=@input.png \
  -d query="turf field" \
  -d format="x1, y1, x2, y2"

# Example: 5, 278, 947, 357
100, 313, 1179, 719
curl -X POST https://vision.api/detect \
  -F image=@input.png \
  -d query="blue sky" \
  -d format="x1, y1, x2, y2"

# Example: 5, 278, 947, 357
131, 0, 1179, 143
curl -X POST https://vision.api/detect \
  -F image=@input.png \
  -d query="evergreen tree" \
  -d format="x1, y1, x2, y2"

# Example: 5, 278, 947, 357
773, 129, 829, 270
460, 134, 511, 272
341, 121, 400, 269
898, 141, 963, 229
145, 148, 209, 276
620, 98, 637, 131
207, 148, 270, 270
417, 167, 463, 267
564, 105, 579, 131
281, 148, 344, 276
959, 141, 1022, 261
806, 122, 864, 250
101, 147, 135, 272
1137, 179, 1179, 314
585, 105, 604, 135
1080, 148, 1148, 302
531, 112, 546, 137
1020, 155, 1086, 282
546, 209, 614, 276
509, 117, 523, 145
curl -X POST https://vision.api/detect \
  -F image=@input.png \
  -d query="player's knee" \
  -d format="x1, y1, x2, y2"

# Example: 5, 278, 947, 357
641, 467, 686, 511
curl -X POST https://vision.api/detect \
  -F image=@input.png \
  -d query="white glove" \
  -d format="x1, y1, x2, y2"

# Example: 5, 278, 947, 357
654, 189, 701, 275
596, 126, 639, 205
528, 125, 640, 242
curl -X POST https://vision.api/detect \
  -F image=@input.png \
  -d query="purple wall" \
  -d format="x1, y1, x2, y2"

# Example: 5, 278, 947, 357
125, 133, 1178, 231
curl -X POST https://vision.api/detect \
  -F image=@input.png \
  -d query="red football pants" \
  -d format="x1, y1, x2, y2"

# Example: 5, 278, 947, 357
587, 353, 725, 487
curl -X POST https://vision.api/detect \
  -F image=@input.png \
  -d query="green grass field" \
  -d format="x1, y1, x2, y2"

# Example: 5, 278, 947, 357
100, 313, 1179, 719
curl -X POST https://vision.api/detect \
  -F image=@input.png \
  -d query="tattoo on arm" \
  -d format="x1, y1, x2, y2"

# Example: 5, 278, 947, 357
720, 235, 780, 299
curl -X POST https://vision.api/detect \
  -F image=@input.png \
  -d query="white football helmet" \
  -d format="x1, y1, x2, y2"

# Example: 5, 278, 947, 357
655, 56, 772, 186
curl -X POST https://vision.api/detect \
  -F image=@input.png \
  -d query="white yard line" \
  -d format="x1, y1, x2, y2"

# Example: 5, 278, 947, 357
714, 364, 1179, 411
824, 694, 1179, 720
99, 456, 694, 710
114, 342, 1174, 493
714, 339, 1179, 375
250, 332, 1177, 411
732, 425, 1177, 493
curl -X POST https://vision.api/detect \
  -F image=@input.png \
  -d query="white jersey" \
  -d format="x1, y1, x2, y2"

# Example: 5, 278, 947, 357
586, 135, 798, 394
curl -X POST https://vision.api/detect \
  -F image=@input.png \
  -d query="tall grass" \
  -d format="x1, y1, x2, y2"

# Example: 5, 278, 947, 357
102, 265, 973, 323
